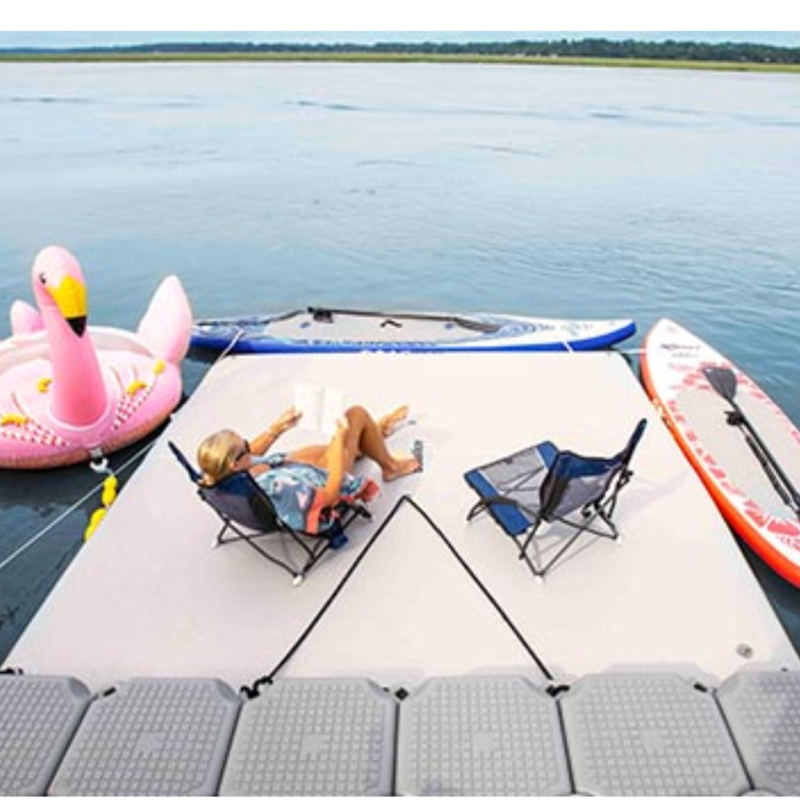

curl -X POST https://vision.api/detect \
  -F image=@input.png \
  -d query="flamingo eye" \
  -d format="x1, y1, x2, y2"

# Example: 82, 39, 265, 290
38, 272, 47, 285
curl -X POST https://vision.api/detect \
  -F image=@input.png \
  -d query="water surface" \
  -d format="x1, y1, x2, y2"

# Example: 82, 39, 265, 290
1, 61, 799, 660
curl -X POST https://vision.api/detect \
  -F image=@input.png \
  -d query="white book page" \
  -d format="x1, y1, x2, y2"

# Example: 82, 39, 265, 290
294, 383, 345, 435
319, 386, 345, 436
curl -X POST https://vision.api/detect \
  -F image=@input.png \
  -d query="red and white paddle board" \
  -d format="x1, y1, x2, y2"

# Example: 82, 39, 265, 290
641, 318, 800, 588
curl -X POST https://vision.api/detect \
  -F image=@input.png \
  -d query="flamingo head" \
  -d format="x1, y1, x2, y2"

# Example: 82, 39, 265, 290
31, 246, 89, 337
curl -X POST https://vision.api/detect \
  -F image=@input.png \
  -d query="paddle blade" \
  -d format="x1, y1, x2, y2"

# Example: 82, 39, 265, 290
703, 366, 738, 402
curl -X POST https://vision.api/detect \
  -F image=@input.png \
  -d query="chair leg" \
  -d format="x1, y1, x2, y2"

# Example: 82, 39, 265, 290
217, 522, 305, 580
216, 521, 282, 548
516, 505, 622, 580
517, 526, 584, 580
594, 502, 621, 540
211, 512, 364, 584
517, 519, 543, 562
467, 499, 489, 522
291, 535, 331, 583
515, 538, 547, 581
214, 521, 231, 548
515, 520, 549, 580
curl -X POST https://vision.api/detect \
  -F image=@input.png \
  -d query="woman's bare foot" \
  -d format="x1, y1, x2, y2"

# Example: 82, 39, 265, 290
382, 442, 422, 482
382, 456, 420, 482
378, 405, 410, 438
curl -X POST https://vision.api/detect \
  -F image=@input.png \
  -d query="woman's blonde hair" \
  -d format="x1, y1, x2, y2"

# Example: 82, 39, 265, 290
197, 429, 243, 486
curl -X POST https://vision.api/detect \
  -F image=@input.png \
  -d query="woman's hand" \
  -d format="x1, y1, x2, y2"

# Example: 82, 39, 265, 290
275, 406, 302, 434
250, 407, 303, 456
334, 414, 350, 438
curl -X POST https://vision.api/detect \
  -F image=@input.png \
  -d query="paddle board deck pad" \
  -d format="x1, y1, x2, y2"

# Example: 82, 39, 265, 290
641, 318, 800, 588
191, 308, 636, 354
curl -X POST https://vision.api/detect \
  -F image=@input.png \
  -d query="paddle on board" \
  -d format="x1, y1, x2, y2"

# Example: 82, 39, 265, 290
703, 366, 800, 518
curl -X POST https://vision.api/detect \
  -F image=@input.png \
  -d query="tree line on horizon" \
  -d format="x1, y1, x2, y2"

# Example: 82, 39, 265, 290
4, 37, 800, 64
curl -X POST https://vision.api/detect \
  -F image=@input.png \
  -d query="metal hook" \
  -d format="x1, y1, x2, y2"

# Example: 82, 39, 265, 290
89, 448, 109, 475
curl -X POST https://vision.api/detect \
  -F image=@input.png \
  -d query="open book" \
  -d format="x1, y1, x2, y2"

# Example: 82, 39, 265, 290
294, 382, 346, 435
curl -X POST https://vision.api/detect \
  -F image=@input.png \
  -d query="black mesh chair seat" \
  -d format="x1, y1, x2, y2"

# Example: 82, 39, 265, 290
169, 441, 371, 585
464, 420, 647, 581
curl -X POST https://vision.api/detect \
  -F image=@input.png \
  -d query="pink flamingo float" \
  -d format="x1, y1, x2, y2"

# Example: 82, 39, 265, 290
0, 246, 193, 469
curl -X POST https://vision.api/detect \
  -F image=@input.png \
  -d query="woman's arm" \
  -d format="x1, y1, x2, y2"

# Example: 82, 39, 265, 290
250, 407, 302, 455
318, 417, 348, 507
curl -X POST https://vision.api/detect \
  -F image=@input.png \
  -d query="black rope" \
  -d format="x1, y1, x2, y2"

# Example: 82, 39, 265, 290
241, 494, 553, 697
403, 495, 554, 682
241, 494, 410, 698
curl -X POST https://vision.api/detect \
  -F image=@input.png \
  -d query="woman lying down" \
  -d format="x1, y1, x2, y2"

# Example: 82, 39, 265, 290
197, 404, 422, 534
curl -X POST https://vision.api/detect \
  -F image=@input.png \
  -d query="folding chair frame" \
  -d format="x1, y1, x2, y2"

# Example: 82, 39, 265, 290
466, 420, 646, 581
169, 441, 372, 585
207, 481, 372, 585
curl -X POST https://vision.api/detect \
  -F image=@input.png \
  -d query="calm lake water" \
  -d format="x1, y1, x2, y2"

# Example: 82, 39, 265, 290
1, 62, 799, 662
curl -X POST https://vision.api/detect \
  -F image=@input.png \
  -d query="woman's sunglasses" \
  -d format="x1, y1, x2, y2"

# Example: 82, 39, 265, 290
234, 439, 250, 462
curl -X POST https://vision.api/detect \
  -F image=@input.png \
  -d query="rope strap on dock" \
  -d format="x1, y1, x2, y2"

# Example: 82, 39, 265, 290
242, 494, 553, 699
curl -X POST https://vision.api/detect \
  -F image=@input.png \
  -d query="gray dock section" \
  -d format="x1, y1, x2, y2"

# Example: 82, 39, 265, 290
2, 669, 799, 795
220, 678, 396, 796
560, 672, 749, 795
0, 675, 90, 796
717, 671, 800, 796
396, 675, 570, 796
47, 678, 240, 796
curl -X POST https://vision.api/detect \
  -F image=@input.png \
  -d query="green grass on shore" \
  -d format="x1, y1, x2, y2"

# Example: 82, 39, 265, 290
1, 51, 800, 74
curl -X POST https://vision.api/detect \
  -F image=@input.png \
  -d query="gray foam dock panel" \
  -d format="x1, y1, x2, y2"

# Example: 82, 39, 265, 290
396, 675, 571, 796
220, 678, 396, 796
560, 672, 749, 796
717, 670, 800, 796
48, 678, 240, 796
0, 674, 91, 796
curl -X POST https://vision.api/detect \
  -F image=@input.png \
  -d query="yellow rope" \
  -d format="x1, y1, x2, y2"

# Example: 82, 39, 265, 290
84, 472, 118, 541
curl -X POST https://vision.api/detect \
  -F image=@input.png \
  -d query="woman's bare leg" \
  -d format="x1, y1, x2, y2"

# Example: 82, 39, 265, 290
285, 443, 328, 465
377, 405, 409, 438
287, 406, 407, 467
330, 405, 419, 480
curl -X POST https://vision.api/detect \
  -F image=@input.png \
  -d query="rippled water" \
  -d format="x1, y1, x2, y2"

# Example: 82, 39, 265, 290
1, 61, 799, 660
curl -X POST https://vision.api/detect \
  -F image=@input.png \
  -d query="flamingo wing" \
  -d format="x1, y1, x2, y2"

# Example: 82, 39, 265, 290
10, 300, 44, 336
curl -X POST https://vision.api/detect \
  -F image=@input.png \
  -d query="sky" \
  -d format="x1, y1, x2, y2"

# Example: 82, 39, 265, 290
1, 1, 798, 49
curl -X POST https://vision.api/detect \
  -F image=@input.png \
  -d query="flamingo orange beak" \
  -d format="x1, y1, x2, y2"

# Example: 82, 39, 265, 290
49, 275, 88, 337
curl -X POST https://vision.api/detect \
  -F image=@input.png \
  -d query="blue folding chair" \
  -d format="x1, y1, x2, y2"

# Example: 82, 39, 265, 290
464, 420, 647, 581
169, 441, 372, 585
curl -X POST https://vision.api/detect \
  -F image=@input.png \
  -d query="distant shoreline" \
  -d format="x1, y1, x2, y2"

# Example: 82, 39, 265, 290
2, 51, 800, 73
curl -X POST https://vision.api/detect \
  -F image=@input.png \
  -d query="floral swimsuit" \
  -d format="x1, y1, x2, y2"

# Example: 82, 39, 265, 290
251, 453, 377, 534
